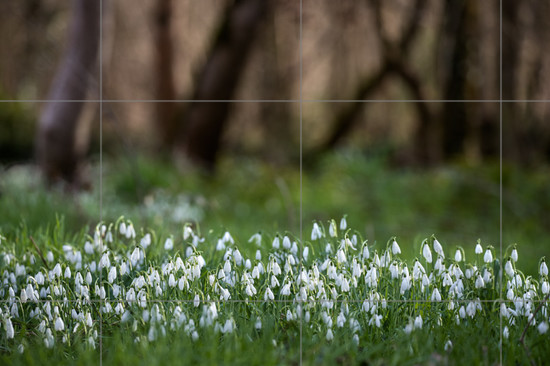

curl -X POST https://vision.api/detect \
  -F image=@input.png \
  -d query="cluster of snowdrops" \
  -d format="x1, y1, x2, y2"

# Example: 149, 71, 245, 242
0, 217, 548, 354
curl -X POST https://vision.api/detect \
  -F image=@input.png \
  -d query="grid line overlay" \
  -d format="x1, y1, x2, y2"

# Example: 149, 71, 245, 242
3, 1, 548, 365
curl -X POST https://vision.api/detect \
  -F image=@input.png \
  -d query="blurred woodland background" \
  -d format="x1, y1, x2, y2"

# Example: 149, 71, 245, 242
0, 0, 550, 274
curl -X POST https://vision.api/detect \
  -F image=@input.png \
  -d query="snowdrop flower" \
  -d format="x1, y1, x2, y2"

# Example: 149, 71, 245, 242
282, 236, 291, 250
455, 249, 462, 262
222, 232, 234, 244
303, 247, 309, 261
126, 223, 136, 239
503, 326, 509, 339
108, 267, 117, 284
404, 322, 413, 334
431, 288, 442, 302
444, 340, 453, 352
433, 239, 444, 258
414, 315, 423, 329
475, 275, 485, 289
352, 334, 359, 345
193, 294, 200, 307
459, 306, 466, 319
5, 318, 15, 339
475, 243, 483, 255
280, 283, 291, 296
272, 236, 280, 249
55, 317, 65, 331
234, 249, 243, 266
542, 281, 549, 295
540, 261, 548, 277
340, 217, 347, 230
164, 237, 174, 251
484, 249, 493, 263
311, 223, 323, 240
511, 248, 518, 262
264, 287, 275, 301
391, 240, 401, 255
423, 243, 432, 263
329, 220, 337, 238
326, 329, 334, 341
337, 249, 347, 264
538, 322, 548, 334
247, 233, 262, 247
255, 318, 262, 330
119, 222, 127, 236
505, 261, 514, 277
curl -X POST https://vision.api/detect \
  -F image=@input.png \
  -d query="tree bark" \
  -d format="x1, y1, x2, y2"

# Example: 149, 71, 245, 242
36, 0, 100, 186
154, 0, 177, 146
177, 0, 267, 171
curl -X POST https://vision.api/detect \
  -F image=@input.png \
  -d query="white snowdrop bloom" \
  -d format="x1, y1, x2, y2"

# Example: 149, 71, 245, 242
272, 236, 280, 249
264, 287, 275, 301
234, 249, 243, 266
423, 243, 433, 263
108, 266, 117, 284
126, 223, 136, 239
400, 276, 411, 295
222, 232, 234, 244
475, 243, 483, 255
164, 237, 174, 251
63, 266, 72, 279
511, 248, 518, 262
542, 281, 549, 294
119, 222, 127, 235
105, 231, 113, 243
44, 329, 54, 348
281, 283, 291, 296
475, 275, 485, 289
362, 245, 370, 260
433, 239, 444, 258
500, 303, 509, 317
99, 252, 111, 270
5, 317, 15, 339
20, 288, 28, 303
251, 266, 260, 279
370, 314, 382, 328
505, 261, 514, 277
503, 326, 509, 339
414, 315, 423, 329
271, 261, 282, 276
404, 322, 413, 334
444, 340, 453, 352
484, 249, 493, 263
326, 328, 334, 341
302, 246, 310, 262
254, 250, 262, 261
194, 294, 200, 307
185, 246, 193, 258
391, 240, 401, 255
222, 319, 234, 334
341, 278, 350, 292
248, 233, 262, 247
55, 317, 65, 331
459, 306, 466, 319
466, 302, 476, 318
538, 322, 549, 334
431, 288, 442, 302
337, 249, 347, 264
35, 271, 45, 285
337, 312, 346, 328
216, 239, 225, 251
329, 220, 338, 238
311, 223, 323, 240
140, 233, 151, 250
325, 243, 333, 254
340, 217, 347, 230
282, 236, 291, 250
223, 260, 232, 276
540, 261, 548, 277
455, 249, 462, 262
52, 263, 62, 278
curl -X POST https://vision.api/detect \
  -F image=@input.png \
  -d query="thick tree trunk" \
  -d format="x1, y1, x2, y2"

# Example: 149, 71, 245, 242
36, 0, 100, 186
154, 0, 177, 146
177, 0, 267, 171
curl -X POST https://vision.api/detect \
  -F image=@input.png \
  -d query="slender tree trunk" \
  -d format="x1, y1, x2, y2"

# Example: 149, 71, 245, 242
177, 0, 268, 171
36, 0, 100, 186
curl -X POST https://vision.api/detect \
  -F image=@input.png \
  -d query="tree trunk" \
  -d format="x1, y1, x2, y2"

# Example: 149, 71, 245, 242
36, 0, 100, 186
154, 0, 177, 146
177, 0, 267, 171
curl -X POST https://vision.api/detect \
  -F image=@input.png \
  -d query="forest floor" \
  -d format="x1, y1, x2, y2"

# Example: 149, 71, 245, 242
0, 152, 549, 364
